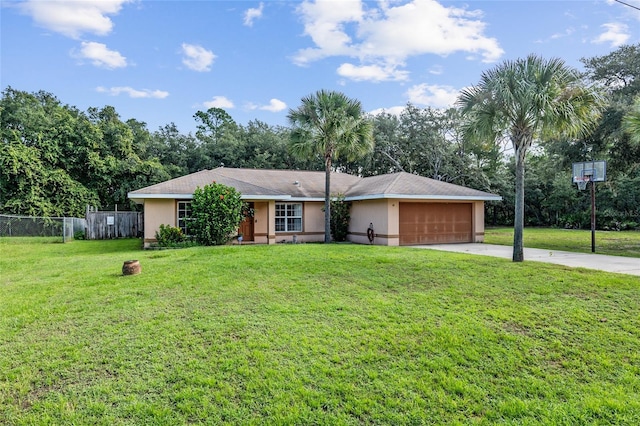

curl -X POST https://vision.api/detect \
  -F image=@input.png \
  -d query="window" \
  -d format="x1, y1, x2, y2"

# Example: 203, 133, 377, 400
275, 203, 302, 232
177, 201, 192, 236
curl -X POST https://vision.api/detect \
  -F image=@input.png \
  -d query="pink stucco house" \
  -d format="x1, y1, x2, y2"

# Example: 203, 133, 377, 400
128, 167, 501, 247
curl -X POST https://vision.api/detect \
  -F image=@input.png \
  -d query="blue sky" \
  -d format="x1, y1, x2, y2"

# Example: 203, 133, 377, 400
2, 0, 639, 134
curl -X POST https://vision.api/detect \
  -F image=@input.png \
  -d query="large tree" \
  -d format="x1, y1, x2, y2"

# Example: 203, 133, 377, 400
580, 44, 640, 173
458, 55, 604, 261
287, 90, 374, 243
623, 97, 640, 146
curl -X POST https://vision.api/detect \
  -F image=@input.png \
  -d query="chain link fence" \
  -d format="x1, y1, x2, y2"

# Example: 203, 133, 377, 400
0, 214, 86, 242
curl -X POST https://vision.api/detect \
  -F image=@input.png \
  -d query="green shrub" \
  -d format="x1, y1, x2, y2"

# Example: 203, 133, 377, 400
190, 182, 246, 246
329, 194, 351, 242
155, 224, 185, 247
73, 230, 85, 240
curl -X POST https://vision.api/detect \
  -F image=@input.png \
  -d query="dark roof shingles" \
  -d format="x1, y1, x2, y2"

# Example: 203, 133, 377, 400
129, 168, 498, 200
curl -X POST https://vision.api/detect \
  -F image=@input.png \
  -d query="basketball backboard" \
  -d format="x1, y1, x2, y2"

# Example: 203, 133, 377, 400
572, 161, 606, 183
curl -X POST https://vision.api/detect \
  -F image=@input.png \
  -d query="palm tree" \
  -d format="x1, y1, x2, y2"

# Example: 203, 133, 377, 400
288, 90, 374, 243
458, 55, 604, 262
623, 96, 640, 144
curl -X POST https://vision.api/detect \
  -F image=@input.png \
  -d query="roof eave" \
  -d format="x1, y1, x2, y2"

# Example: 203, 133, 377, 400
127, 193, 293, 201
345, 194, 503, 202
127, 193, 194, 200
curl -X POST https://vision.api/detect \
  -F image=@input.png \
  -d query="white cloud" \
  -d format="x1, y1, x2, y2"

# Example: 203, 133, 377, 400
260, 99, 287, 112
18, 0, 132, 39
203, 96, 234, 109
337, 63, 409, 82
74, 42, 127, 69
592, 22, 630, 47
406, 83, 460, 108
357, 0, 503, 63
551, 27, 575, 40
535, 27, 575, 44
293, 0, 364, 65
369, 106, 406, 116
244, 2, 264, 27
246, 99, 288, 112
428, 65, 444, 75
96, 86, 169, 99
293, 0, 504, 80
181, 43, 216, 72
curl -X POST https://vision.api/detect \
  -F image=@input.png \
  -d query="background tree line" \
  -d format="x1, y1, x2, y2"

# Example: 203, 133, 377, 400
1, 44, 639, 229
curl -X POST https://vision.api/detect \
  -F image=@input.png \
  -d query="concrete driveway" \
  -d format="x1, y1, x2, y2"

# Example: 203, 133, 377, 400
413, 243, 640, 277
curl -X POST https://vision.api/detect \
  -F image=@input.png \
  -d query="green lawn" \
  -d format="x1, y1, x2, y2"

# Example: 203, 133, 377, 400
485, 227, 640, 258
1, 238, 639, 425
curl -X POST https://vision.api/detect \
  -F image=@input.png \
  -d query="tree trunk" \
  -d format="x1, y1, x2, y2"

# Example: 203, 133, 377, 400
513, 146, 525, 262
324, 156, 332, 243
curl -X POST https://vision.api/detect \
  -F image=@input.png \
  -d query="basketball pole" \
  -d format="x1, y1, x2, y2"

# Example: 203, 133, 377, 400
590, 178, 596, 253
573, 161, 606, 254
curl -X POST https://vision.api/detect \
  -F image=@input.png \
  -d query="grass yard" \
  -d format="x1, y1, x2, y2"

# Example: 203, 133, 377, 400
1, 238, 639, 425
485, 227, 640, 258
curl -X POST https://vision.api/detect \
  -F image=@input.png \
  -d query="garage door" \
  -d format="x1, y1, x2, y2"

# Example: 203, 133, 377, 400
399, 203, 472, 245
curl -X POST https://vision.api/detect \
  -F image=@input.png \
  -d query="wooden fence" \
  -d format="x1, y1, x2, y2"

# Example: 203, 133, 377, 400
85, 207, 143, 240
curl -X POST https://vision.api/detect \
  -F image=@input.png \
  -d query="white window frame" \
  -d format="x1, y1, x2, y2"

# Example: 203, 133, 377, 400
177, 201, 192, 236
275, 202, 302, 233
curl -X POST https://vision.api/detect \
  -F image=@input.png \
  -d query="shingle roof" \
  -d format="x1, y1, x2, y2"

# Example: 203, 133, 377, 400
346, 172, 501, 200
128, 167, 501, 202
215, 168, 361, 199
128, 169, 287, 199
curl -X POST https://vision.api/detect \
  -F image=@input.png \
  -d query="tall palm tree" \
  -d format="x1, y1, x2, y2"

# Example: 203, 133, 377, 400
288, 90, 374, 243
458, 55, 604, 262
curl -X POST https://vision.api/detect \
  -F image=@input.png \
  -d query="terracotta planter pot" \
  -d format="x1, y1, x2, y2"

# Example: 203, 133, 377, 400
122, 260, 141, 275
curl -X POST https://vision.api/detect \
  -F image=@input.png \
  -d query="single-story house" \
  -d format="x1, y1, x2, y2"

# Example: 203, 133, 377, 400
128, 167, 501, 247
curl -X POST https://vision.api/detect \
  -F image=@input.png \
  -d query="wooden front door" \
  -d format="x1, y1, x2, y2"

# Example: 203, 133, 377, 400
238, 203, 255, 241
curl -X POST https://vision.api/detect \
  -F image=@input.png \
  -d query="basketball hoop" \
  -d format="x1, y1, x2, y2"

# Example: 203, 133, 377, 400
571, 160, 607, 254
574, 175, 590, 191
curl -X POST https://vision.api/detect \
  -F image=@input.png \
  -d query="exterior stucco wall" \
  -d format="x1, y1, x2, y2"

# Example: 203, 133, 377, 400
302, 201, 324, 242
474, 200, 485, 242
140, 197, 487, 248
348, 199, 398, 246
273, 201, 325, 243
349, 199, 487, 246
143, 199, 177, 247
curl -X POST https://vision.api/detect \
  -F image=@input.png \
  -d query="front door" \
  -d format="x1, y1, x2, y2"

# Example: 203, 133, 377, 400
238, 202, 255, 241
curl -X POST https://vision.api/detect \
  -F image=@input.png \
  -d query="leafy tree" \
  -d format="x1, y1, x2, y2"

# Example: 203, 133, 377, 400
194, 108, 238, 144
288, 90, 374, 243
238, 120, 319, 170
582, 44, 640, 104
190, 182, 245, 245
580, 44, 640, 173
86, 105, 170, 209
148, 123, 201, 176
0, 88, 102, 216
127, 118, 152, 158
194, 107, 241, 169
365, 111, 404, 175
459, 55, 604, 261
623, 96, 640, 146
613, 171, 640, 224
398, 105, 455, 180
88, 106, 135, 158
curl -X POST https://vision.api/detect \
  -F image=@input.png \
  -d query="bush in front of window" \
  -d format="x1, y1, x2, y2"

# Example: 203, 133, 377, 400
155, 224, 186, 247
190, 182, 246, 246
